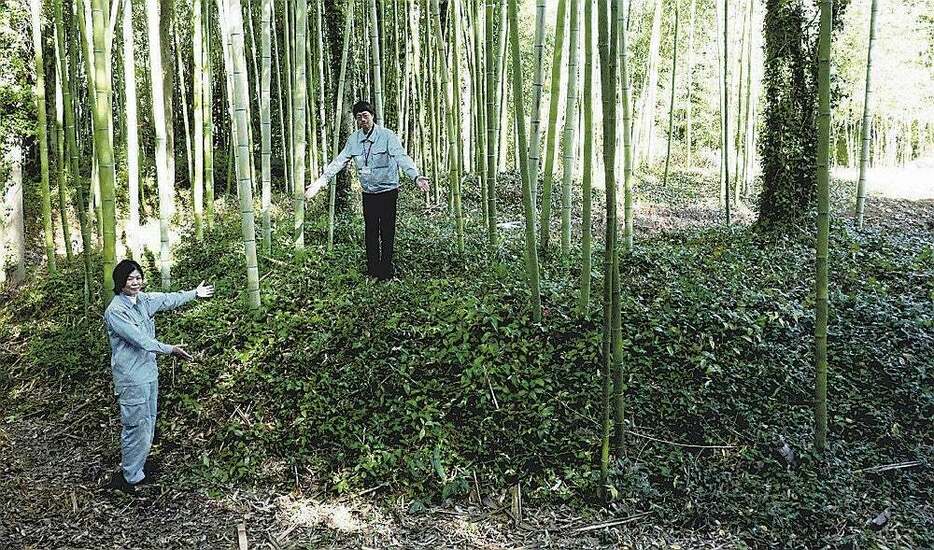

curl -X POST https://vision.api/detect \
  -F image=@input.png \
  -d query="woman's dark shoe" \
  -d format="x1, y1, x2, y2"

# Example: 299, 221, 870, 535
106, 471, 138, 494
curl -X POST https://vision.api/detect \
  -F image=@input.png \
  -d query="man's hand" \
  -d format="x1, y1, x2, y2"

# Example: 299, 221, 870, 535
171, 345, 193, 361
305, 177, 326, 199
195, 280, 214, 298
416, 176, 430, 193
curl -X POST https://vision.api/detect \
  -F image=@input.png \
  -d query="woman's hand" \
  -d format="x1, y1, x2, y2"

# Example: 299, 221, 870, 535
195, 281, 215, 299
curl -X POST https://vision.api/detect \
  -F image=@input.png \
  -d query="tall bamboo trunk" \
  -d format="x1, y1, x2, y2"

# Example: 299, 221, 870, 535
328, 1, 352, 252
225, 0, 261, 308
597, 0, 622, 492
123, 0, 141, 256
507, 0, 542, 322
261, 0, 272, 252
53, 34, 73, 262
446, 0, 465, 252
685, 0, 695, 168
539, 0, 568, 252
721, 0, 731, 224
30, 0, 58, 274
193, 0, 205, 239
633, 0, 662, 167
528, 0, 547, 208
146, 0, 173, 289
620, 0, 633, 253
559, 0, 579, 255
204, 2, 215, 227
55, 0, 92, 295
814, 0, 832, 452
485, 0, 502, 246
292, 0, 307, 255
855, 0, 877, 228
175, 31, 195, 189
91, 0, 116, 298
578, 0, 594, 315
662, 5, 679, 186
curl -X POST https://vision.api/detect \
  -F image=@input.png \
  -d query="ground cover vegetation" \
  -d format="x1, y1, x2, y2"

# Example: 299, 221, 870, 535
2, 173, 932, 546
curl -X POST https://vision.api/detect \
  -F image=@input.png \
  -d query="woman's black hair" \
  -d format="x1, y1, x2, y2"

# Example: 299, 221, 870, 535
112, 259, 144, 295
351, 100, 377, 121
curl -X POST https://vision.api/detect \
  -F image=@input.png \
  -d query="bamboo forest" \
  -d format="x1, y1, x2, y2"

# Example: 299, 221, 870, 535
1, 0, 933, 545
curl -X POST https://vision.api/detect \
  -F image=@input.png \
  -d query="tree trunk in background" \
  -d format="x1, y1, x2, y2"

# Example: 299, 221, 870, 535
368, 0, 384, 119
814, 0, 832, 453
539, 0, 567, 252
560, 0, 579, 256
855, 0, 878, 228
175, 31, 194, 188
633, 0, 662, 168
225, 0, 262, 308
5, 145, 27, 283
507, 0, 542, 323
757, 0, 825, 228
146, 0, 173, 289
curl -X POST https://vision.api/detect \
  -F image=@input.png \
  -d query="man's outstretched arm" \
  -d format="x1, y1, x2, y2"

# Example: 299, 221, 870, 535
308, 140, 353, 197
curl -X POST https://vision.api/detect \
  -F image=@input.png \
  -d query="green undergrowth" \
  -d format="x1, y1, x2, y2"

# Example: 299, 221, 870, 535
2, 180, 932, 547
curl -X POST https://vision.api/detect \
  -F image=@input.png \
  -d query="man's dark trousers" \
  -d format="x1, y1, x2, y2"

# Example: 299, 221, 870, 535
362, 188, 398, 280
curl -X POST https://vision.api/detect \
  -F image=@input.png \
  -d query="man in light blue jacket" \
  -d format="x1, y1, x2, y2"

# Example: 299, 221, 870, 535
306, 100, 430, 280
103, 259, 214, 492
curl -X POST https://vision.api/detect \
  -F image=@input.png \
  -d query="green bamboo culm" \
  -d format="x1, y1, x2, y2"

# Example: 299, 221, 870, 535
597, 0, 622, 495
193, 0, 205, 241
123, 0, 141, 257
528, 0, 547, 209
30, 0, 58, 275
620, 0, 634, 253
52, 33, 73, 263
292, 0, 307, 257
54, 0, 93, 301
91, 0, 116, 299
507, 0, 543, 323
261, 0, 272, 253
485, 0, 501, 247
204, 2, 215, 229
146, 0, 172, 290
854, 0, 878, 228
559, 0, 579, 256
328, 1, 353, 252
438, 0, 465, 253
539, 0, 568, 252
577, 0, 594, 316
814, 0, 833, 452
722, 0, 731, 225
662, 5, 678, 187
226, 0, 262, 308
368, 0, 384, 122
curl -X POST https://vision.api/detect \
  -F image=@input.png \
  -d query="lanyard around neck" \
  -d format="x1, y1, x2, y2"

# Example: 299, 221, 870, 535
363, 127, 376, 166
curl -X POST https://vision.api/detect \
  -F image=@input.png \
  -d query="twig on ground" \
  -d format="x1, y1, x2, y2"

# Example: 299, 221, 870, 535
855, 461, 923, 474
568, 511, 652, 533
626, 430, 738, 450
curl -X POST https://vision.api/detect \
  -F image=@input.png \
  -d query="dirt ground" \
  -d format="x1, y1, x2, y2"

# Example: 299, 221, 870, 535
0, 386, 742, 549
